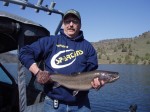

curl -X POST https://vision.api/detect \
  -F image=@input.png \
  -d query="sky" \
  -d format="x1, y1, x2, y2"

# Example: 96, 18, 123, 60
0, 0, 150, 42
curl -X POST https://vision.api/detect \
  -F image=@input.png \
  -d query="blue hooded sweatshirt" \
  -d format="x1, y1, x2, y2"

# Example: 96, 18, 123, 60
19, 29, 98, 103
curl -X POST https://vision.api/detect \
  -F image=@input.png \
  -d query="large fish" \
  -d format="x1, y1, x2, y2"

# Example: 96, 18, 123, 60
49, 70, 119, 91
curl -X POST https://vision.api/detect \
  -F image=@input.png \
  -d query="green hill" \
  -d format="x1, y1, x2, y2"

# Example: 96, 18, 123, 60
92, 31, 150, 64
0, 31, 150, 64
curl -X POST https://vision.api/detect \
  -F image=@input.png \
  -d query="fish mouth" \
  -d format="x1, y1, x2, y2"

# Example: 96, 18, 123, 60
109, 75, 120, 83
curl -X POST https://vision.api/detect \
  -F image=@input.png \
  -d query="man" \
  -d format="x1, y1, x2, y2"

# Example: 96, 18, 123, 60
19, 9, 105, 112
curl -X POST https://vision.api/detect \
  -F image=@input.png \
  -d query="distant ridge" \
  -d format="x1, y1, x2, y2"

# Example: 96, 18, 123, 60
92, 31, 150, 64
0, 31, 150, 64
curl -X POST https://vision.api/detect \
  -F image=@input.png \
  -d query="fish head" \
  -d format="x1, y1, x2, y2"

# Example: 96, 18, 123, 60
107, 73, 119, 83
98, 70, 119, 83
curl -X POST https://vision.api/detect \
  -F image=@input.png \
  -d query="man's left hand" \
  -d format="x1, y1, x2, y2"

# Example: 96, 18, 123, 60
91, 77, 105, 89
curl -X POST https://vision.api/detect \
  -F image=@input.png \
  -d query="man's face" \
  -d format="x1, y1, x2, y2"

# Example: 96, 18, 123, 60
63, 14, 81, 38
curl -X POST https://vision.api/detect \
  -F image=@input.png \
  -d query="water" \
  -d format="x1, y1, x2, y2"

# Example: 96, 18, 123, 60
89, 64, 150, 112
1, 64, 150, 111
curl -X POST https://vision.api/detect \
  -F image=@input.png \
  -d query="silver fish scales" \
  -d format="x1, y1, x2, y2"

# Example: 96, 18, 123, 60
49, 70, 119, 90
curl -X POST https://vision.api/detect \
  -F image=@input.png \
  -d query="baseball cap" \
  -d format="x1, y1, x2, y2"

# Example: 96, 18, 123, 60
63, 9, 81, 21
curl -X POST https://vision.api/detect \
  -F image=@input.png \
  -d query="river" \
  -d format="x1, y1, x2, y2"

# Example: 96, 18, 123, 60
89, 64, 150, 112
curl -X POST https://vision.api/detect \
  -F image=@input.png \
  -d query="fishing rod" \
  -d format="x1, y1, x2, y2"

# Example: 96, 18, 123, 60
0, 0, 64, 35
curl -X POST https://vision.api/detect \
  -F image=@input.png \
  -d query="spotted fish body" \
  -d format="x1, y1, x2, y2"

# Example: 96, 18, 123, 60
50, 70, 119, 90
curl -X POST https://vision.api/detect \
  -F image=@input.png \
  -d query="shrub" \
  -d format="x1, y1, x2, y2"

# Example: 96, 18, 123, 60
146, 41, 150, 44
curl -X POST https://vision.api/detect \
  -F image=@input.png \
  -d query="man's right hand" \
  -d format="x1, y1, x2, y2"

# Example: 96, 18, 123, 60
36, 70, 51, 84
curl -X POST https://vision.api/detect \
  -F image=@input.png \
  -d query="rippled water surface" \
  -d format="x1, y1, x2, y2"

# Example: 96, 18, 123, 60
89, 64, 150, 112
1, 64, 150, 111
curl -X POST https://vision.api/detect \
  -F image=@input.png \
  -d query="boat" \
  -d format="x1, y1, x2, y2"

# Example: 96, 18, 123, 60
0, 0, 63, 112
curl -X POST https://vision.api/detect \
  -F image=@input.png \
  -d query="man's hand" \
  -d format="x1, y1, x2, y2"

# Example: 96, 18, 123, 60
91, 77, 105, 89
36, 70, 51, 84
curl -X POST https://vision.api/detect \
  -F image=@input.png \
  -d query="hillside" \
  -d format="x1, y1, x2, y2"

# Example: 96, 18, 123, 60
0, 31, 150, 64
92, 31, 150, 64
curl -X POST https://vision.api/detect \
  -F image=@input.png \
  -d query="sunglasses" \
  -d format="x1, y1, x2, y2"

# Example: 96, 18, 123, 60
64, 19, 80, 24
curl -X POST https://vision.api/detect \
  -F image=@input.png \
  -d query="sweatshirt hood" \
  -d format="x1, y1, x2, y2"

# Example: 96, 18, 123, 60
59, 29, 84, 41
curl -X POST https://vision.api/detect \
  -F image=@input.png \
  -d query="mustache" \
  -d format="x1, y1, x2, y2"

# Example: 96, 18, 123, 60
68, 28, 75, 30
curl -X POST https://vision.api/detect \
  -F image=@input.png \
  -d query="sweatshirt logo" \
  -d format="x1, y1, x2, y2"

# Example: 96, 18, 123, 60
51, 49, 83, 69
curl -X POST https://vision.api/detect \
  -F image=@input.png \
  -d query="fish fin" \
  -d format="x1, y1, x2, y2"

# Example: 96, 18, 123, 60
77, 72, 81, 74
53, 71, 58, 74
73, 90, 79, 96
70, 72, 81, 76
53, 82, 61, 89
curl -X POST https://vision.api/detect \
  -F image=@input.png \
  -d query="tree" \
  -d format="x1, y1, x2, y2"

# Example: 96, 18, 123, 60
124, 55, 132, 64
146, 41, 150, 44
117, 58, 122, 63
122, 47, 127, 52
